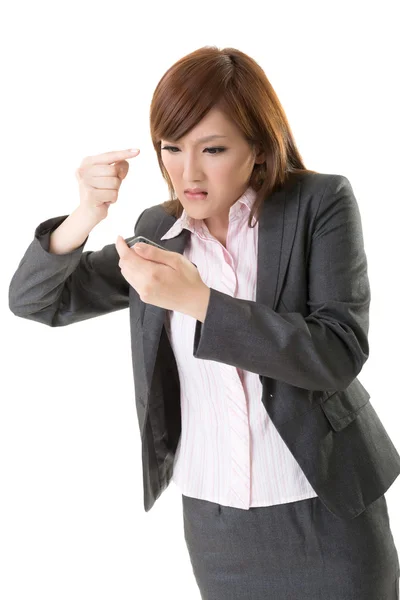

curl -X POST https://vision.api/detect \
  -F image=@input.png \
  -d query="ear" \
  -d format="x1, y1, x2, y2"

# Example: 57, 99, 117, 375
252, 142, 265, 164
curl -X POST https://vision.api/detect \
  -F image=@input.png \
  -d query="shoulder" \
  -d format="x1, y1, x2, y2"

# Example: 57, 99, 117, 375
288, 171, 356, 222
293, 170, 352, 197
134, 203, 170, 228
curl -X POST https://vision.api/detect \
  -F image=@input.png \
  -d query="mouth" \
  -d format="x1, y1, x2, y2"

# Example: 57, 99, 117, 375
184, 191, 208, 200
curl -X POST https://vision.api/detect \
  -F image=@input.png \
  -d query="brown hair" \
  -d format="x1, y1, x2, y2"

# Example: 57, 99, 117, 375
149, 46, 317, 228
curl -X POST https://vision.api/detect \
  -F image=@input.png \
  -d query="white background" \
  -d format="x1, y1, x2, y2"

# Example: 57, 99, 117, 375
1, 0, 399, 598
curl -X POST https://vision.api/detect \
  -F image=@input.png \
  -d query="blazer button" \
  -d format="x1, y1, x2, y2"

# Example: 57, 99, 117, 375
269, 394, 273, 397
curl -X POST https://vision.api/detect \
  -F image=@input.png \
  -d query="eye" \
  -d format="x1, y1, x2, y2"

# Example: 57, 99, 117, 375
161, 146, 226, 155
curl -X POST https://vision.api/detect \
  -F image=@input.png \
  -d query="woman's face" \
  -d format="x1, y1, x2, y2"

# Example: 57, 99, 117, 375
160, 106, 264, 230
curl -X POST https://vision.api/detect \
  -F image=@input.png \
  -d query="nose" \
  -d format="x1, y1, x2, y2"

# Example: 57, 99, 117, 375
183, 154, 204, 182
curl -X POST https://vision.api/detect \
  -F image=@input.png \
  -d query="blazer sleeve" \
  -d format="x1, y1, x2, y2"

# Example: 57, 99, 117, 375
8, 208, 147, 327
193, 175, 370, 392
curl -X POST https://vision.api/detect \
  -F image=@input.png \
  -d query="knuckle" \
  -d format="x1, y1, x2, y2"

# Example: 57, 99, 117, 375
149, 271, 159, 285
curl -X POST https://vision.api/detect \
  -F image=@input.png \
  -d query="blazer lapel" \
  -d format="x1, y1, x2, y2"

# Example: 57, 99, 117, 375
140, 180, 300, 391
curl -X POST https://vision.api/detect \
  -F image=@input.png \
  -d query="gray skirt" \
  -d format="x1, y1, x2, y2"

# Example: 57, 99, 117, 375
182, 493, 399, 600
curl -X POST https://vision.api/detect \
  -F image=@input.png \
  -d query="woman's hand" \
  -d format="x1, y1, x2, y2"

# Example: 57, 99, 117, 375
76, 148, 140, 222
115, 237, 211, 320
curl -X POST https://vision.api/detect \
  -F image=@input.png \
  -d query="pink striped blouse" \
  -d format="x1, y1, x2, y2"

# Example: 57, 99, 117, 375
160, 185, 318, 509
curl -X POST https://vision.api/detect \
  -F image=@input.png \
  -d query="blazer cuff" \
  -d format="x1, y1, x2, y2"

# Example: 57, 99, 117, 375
34, 215, 89, 255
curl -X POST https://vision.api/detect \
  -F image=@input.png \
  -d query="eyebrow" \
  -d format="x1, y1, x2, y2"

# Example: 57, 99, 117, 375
163, 134, 228, 144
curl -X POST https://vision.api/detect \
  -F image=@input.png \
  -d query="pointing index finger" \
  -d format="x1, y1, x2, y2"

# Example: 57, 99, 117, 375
83, 148, 140, 167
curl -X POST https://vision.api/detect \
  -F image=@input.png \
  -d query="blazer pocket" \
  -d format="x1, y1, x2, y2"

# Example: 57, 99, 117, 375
320, 379, 371, 431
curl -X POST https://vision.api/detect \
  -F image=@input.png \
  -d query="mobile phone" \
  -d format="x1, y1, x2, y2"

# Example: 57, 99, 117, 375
125, 235, 197, 269
126, 236, 165, 250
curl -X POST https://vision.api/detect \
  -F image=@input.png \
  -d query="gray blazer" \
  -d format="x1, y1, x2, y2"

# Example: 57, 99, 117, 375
9, 171, 400, 520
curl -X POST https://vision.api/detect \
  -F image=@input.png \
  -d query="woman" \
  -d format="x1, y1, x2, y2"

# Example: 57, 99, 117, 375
9, 46, 400, 598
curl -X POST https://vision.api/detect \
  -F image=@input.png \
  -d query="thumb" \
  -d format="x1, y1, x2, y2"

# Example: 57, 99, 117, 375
115, 235, 131, 258
116, 159, 130, 181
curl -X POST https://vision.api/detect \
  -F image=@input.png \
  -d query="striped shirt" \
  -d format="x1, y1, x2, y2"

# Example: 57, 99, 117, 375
160, 185, 318, 509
